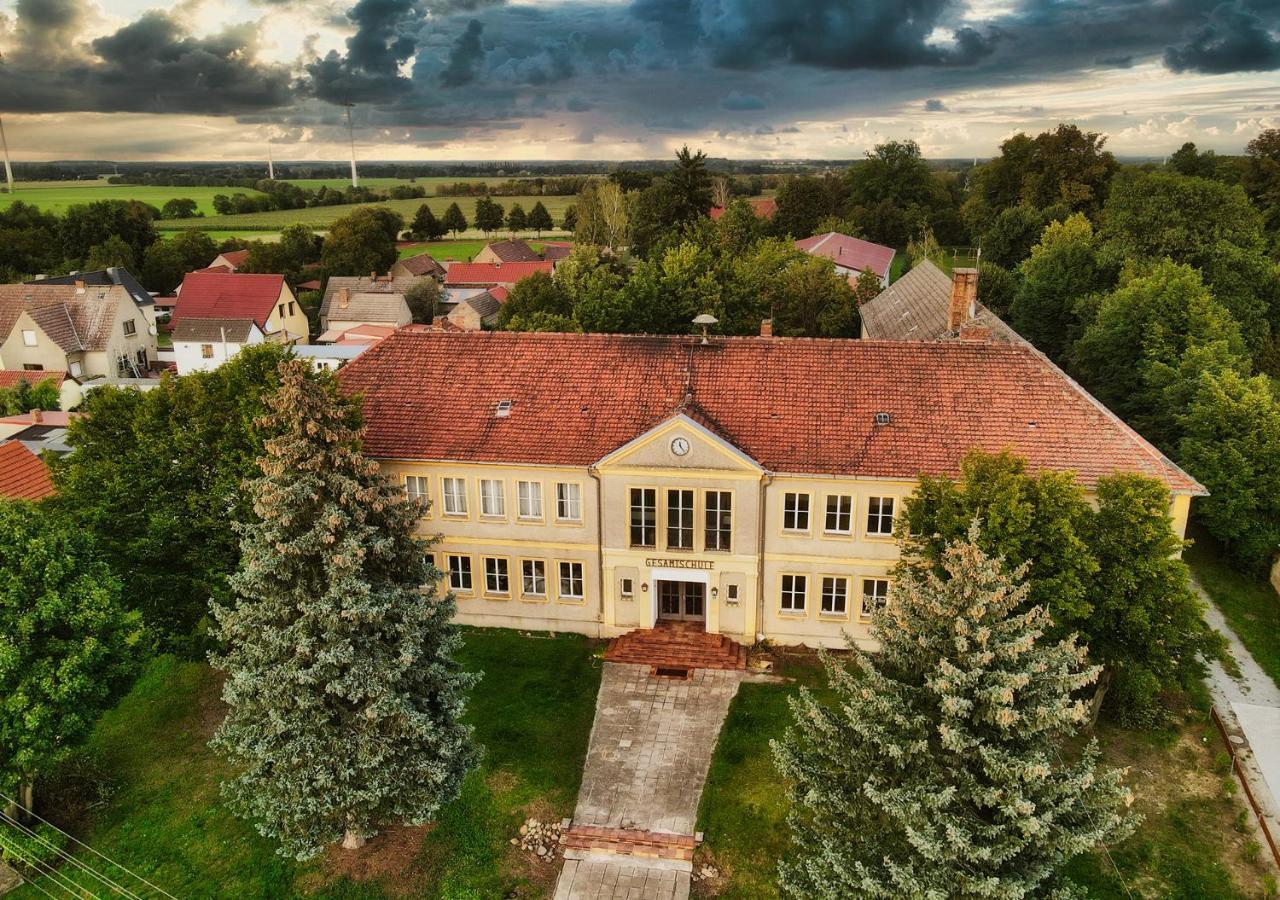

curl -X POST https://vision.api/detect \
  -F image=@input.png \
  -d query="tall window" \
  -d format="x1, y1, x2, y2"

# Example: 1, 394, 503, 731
479, 479, 505, 517
521, 559, 546, 597
447, 555, 472, 591
783, 493, 811, 531
405, 476, 429, 503
781, 574, 807, 612
821, 577, 848, 615
705, 491, 732, 551
122, 319, 137, 336
824, 495, 852, 534
200, 343, 214, 359
861, 578, 889, 617
559, 561, 584, 600
556, 482, 582, 521
442, 477, 467, 516
21, 330, 37, 347
867, 497, 896, 536
667, 489, 694, 550
517, 481, 543, 519
629, 488, 656, 547
484, 557, 510, 594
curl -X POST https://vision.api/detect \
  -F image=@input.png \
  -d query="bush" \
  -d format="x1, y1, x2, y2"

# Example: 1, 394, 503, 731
1105, 666, 1167, 729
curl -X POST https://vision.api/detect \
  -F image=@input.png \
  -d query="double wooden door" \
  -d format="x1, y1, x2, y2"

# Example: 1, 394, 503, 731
658, 581, 705, 623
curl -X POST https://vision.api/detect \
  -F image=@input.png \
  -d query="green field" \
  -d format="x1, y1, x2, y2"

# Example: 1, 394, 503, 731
0, 181, 266, 216
284, 176, 531, 192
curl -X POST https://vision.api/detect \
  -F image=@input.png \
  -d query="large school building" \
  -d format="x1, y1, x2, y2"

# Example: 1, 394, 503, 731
337, 329, 1202, 649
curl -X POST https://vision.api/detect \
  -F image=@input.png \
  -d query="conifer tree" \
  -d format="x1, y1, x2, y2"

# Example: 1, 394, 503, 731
772, 526, 1134, 898
210, 361, 478, 859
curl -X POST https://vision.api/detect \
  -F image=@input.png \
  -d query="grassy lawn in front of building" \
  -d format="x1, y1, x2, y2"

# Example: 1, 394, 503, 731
10, 628, 603, 899
694, 651, 1276, 899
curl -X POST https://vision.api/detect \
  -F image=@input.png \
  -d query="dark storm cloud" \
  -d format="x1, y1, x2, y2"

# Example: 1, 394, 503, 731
307, 0, 423, 102
722, 91, 766, 110
923, 98, 948, 111
440, 18, 485, 86
1164, 1, 1280, 73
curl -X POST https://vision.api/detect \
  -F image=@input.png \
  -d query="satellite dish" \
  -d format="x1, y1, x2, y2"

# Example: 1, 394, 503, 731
148, 325, 158, 336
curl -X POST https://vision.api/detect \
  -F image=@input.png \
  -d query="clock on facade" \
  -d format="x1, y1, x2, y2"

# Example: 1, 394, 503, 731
670, 437, 690, 456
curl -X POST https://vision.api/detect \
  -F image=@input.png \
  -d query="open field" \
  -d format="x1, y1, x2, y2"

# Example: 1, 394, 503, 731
9, 628, 603, 899
284, 176, 549, 192
1, 182, 267, 216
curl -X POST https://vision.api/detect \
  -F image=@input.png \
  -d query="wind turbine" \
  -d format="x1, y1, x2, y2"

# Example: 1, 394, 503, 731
267, 137, 275, 180
0, 116, 14, 195
342, 103, 358, 188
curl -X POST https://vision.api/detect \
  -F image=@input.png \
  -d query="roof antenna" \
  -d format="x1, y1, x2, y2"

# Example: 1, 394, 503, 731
693, 313, 718, 346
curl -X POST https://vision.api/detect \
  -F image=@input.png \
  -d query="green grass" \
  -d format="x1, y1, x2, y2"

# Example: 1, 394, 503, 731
13, 628, 603, 898
396, 239, 568, 262
284, 176, 528, 192
0, 182, 267, 216
1186, 527, 1280, 690
696, 653, 1273, 899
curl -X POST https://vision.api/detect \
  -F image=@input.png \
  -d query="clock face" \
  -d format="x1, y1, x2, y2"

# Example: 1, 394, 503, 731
670, 437, 691, 457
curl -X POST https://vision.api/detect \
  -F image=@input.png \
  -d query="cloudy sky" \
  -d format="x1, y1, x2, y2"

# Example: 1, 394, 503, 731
1, 0, 1278, 161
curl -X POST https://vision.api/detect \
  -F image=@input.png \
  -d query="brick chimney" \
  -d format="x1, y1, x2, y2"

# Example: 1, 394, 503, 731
31, 408, 43, 424
74, 279, 86, 292
759, 318, 773, 337
338, 288, 350, 309
948, 267, 978, 332
958, 322, 991, 342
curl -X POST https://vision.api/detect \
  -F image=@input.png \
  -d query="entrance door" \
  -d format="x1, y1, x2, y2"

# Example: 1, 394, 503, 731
657, 581, 705, 623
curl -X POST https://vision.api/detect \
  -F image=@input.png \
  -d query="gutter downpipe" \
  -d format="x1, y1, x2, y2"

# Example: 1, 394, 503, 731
588, 465, 605, 638
755, 471, 774, 645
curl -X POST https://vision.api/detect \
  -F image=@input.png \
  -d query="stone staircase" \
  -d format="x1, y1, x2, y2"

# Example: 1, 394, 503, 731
604, 621, 748, 671
562, 824, 698, 862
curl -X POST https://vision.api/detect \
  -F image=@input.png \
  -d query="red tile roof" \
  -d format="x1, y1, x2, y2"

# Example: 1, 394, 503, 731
0, 441, 55, 500
444, 261, 554, 287
215, 249, 250, 270
0, 370, 64, 390
0, 410, 74, 427
337, 331, 1201, 493
173, 272, 287, 330
795, 232, 895, 279
488, 285, 510, 302
709, 198, 778, 221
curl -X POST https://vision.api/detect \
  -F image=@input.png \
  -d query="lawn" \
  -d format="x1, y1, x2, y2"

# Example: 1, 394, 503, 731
0, 182, 267, 216
1186, 527, 1280, 690
396, 239, 570, 262
11, 628, 603, 899
695, 652, 1277, 899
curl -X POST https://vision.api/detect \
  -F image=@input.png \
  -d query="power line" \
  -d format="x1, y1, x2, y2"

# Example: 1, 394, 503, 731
0, 811, 139, 899
0, 827, 93, 898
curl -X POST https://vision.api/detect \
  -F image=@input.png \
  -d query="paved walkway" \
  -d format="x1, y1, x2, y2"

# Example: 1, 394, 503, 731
555, 662, 744, 900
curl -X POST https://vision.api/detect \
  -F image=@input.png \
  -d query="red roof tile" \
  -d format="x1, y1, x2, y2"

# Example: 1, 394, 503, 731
0, 441, 55, 500
0, 410, 74, 427
0, 370, 64, 390
216, 249, 250, 269
444, 261, 554, 287
795, 232, 895, 279
337, 331, 1201, 493
709, 198, 778, 221
173, 272, 288, 329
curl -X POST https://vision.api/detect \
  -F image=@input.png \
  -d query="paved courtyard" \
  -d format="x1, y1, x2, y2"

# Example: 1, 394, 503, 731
555, 662, 744, 900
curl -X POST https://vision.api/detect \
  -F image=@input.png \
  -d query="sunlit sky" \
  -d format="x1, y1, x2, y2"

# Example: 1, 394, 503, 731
1, 0, 1278, 161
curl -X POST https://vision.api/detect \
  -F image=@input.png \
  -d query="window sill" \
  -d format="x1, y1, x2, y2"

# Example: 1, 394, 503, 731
778, 609, 807, 617
520, 594, 549, 603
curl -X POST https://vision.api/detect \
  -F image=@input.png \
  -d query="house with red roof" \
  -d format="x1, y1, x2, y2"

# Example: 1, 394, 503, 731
709, 198, 778, 221
0, 369, 81, 410
0, 440, 55, 500
337, 329, 1202, 650
205, 249, 251, 273
444, 261, 555, 290
795, 231, 896, 288
171, 272, 309, 374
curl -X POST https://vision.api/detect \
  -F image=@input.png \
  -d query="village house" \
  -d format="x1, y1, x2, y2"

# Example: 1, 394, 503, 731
444, 260, 555, 291
0, 369, 82, 410
473, 238, 543, 265
795, 231, 896, 288
445, 287, 507, 331
170, 272, 308, 375
27, 266, 154, 311
201, 249, 251, 273
338, 329, 1202, 651
709, 197, 778, 221
389, 254, 447, 280
859, 261, 1021, 342
319, 276, 417, 336
0, 283, 158, 380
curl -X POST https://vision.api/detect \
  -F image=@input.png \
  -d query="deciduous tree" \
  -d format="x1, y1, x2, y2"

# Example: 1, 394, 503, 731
321, 208, 399, 277
1012, 213, 1108, 360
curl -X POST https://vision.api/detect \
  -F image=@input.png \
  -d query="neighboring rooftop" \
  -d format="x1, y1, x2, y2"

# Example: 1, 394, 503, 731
0, 440, 55, 500
172, 272, 287, 330
391, 254, 446, 278
337, 331, 1202, 494
709, 198, 778, 221
0, 283, 134, 353
0, 370, 65, 389
320, 276, 418, 324
27, 267, 152, 308
482, 239, 542, 263
172, 317, 260, 343
795, 232, 896, 280
540, 242, 573, 262
444, 261, 554, 287
859, 260, 1021, 343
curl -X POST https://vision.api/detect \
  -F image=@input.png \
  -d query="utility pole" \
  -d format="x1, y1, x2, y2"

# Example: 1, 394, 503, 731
0, 115, 14, 195
267, 138, 275, 180
343, 103, 358, 188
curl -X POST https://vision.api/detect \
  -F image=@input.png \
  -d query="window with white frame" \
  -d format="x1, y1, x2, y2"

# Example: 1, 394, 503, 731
781, 574, 807, 612
21, 330, 36, 347
442, 477, 467, 515
667, 489, 694, 550
556, 482, 582, 521
783, 492, 811, 531
405, 475, 429, 503
821, 576, 848, 615
861, 578, 889, 617
521, 559, 546, 597
484, 557, 510, 594
480, 479, 506, 517
517, 481, 543, 519
447, 554, 472, 591
559, 561, 584, 600
705, 491, 732, 551
824, 495, 853, 534
866, 497, 896, 536
620, 577, 634, 596
629, 488, 656, 548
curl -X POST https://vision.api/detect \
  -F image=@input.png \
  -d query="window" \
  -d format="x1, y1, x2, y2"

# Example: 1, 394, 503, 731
824, 495, 853, 534
705, 491, 732, 551
447, 555, 472, 592
442, 477, 467, 516
484, 557, 510, 594
821, 577, 848, 615
521, 559, 546, 597
667, 489, 694, 550
861, 578, 889, 617
288, 302, 296, 316
405, 475, 429, 503
136, 348, 148, 368
783, 493, 811, 531
201, 343, 214, 359
480, 479, 505, 517
122, 319, 137, 336
22, 364, 42, 371
425, 552, 436, 573
21, 330, 36, 347
781, 574, 807, 612
278, 303, 286, 320
726, 584, 739, 602
867, 497, 896, 536
629, 488, 656, 548
69, 361, 82, 377
559, 561, 584, 600
517, 481, 543, 520
620, 577, 634, 596
556, 482, 582, 522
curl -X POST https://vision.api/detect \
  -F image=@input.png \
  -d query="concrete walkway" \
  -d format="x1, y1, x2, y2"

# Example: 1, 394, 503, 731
555, 663, 744, 900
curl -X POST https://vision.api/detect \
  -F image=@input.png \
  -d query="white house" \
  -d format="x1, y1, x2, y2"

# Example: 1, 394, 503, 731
172, 317, 265, 374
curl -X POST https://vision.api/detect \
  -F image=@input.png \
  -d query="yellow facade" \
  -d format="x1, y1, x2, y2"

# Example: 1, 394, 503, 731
377, 413, 1196, 649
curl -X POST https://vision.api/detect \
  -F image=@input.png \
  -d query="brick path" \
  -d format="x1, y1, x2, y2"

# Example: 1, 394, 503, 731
554, 662, 744, 900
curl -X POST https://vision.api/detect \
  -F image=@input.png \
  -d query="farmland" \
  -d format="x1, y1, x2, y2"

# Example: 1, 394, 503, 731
0, 179, 267, 215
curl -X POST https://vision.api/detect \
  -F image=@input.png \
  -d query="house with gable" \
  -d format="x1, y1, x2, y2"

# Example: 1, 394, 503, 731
170, 272, 308, 374
795, 231, 896, 288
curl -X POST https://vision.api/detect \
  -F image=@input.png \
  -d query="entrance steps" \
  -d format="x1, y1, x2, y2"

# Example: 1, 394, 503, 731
604, 622, 747, 671
562, 824, 698, 863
